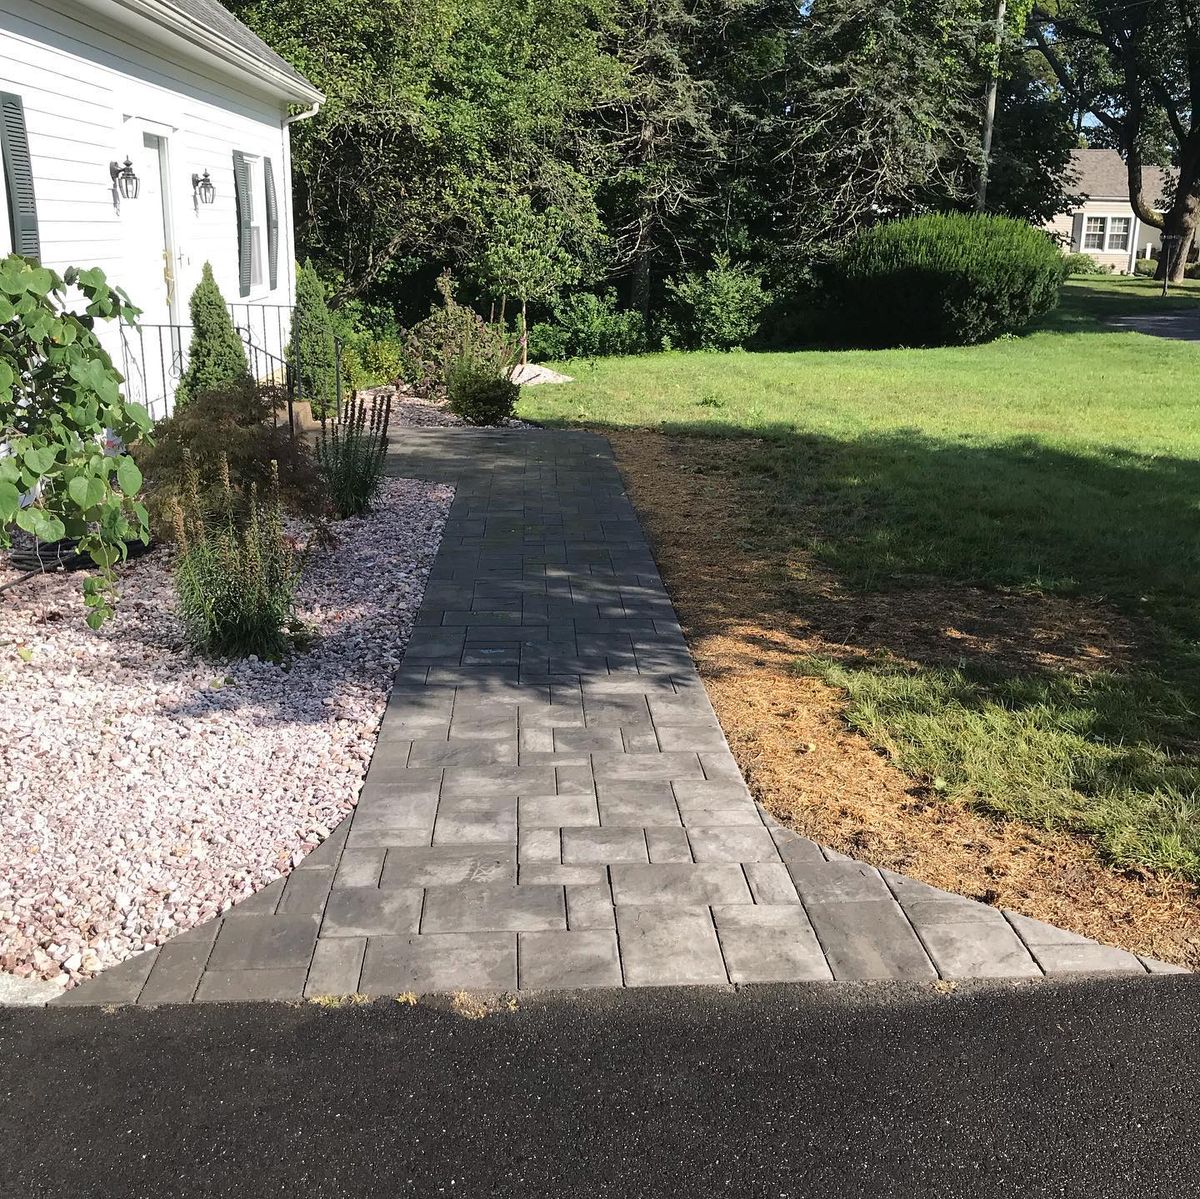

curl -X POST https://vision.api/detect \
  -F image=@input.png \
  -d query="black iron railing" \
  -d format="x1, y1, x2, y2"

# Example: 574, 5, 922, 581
118, 303, 342, 433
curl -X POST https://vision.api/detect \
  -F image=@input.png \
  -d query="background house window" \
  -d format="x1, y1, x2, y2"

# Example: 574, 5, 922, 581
1107, 216, 1131, 251
1083, 216, 1106, 250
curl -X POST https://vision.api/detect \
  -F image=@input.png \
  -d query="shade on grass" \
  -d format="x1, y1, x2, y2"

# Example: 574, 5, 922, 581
518, 278, 1200, 880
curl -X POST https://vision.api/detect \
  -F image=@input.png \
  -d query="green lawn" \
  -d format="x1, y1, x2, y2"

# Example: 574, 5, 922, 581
519, 278, 1200, 881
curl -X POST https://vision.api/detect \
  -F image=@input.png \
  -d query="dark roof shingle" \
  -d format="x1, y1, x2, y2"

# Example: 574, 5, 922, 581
162, 0, 318, 96
1069, 148, 1169, 208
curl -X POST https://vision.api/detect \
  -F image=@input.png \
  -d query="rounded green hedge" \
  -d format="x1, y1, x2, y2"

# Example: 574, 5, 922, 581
832, 213, 1065, 347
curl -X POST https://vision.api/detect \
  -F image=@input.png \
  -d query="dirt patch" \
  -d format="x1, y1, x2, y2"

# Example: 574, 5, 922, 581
608, 429, 1200, 969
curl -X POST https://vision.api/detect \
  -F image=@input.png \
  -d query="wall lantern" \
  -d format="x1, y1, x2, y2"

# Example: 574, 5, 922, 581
191, 170, 216, 207
109, 157, 140, 200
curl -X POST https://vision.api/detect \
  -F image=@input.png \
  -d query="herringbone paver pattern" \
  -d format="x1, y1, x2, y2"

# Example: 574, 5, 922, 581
58, 430, 1184, 1003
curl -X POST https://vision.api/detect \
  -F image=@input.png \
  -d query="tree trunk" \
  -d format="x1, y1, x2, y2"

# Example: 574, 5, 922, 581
1156, 204, 1197, 283
520, 298, 528, 367
632, 253, 651, 327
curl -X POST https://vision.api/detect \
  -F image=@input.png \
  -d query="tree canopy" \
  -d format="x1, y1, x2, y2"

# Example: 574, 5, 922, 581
229, 0, 1096, 318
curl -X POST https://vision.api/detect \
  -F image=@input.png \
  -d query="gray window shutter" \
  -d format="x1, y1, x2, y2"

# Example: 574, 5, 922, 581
232, 150, 251, 297
263, 156, 279, 291
1, 92, 40, 260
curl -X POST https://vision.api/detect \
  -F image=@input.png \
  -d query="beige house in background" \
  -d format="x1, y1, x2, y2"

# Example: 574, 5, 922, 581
1046, 148, 1167, 273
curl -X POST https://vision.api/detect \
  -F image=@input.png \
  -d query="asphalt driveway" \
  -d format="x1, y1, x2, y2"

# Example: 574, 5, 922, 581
2, 976, 1197, 1197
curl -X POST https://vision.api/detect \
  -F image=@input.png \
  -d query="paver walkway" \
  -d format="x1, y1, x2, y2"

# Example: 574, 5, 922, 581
59, 429, 1182, 1004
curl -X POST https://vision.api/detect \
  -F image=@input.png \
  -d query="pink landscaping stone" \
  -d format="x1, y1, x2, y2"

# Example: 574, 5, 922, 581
0, 477, 452, 990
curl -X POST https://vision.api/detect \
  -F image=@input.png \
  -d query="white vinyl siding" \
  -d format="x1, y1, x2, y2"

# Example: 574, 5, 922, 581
0, 0, 298, 354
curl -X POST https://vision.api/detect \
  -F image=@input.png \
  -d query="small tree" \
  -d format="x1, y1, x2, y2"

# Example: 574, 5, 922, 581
176, 263, 251, 408
0, 255, 152, 626
291, 260, 338, 415
475, 195, 587, 364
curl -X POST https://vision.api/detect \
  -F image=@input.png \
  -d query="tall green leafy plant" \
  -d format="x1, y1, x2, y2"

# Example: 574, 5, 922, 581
0, 255, 152, 626
315, 392, 392, 518
171, 450, 302, 658
176, 263, 251, 408
292, 260, 339, 415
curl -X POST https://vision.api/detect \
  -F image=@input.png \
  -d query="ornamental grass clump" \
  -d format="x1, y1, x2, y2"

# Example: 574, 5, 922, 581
171, 450, 302, 659
316, 391, 391, 519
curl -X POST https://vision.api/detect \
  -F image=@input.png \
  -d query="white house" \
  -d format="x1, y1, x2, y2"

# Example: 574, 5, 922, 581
0, 0, 323, 416
1046, 148, 1167, 274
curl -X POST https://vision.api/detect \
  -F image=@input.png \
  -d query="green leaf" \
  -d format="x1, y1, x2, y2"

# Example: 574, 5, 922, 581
0, 480, 19, 522
116, 456, 143, 497
22, 445, 57, 476
68, 473, 106, 511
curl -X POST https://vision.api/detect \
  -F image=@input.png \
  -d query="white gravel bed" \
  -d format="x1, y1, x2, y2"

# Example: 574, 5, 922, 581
0, 477, 453, 990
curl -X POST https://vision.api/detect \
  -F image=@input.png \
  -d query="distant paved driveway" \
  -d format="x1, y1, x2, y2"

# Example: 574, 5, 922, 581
1108, 310, 1200, 340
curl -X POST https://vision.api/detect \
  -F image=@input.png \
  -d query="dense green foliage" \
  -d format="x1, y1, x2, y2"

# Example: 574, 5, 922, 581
0, 255, 151, 625
401, 274, 519, 401
832, 213, 1064, 346
171, 452, 302, 659
136, 381, 328, 537
228, 0, 1084, 346
447, 365, 520, 424
176, 264, 252, 408
665, 257, 770, 350
528, 291, 647, 359
520, 277, 1200, 878
291, 261, 339, 415
1062, 252, 1109, 277
315, 393, 392, 518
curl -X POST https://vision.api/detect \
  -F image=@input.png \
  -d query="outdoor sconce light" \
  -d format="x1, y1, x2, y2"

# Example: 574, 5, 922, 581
109, 157, 140, 200
191, 170, 216, 207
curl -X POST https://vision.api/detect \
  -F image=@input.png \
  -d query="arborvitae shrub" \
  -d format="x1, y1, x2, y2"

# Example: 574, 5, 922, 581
832, 213, 1065, 347
176, 263, 252, 407
292, 261, 338, 415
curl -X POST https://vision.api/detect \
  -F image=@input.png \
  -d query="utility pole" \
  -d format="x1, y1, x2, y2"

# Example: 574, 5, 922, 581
976, 0, 1007, 212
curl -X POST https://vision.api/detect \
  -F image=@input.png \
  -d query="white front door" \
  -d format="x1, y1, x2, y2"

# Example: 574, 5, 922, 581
120, 130, 181, 417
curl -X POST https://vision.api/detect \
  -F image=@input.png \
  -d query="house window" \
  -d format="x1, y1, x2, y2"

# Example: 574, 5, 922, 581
1107, 216, 1131, 251
1082, 214, 1134, 253
1083, 216, 1106, 250
244, 156, 264, 288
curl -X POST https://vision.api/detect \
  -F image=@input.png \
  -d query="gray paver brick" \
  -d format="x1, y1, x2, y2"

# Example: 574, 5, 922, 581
519, 930, 622, 988
592, 752, 704, 783
519, 794, 599, 826
615, 906, 728, 987
192, 969, 307, 1002
646, 827, 693, 863
563, 827, 648, 864
421, 883, 566, 932
138, 942, 211, 1005
610, 863, 752, 906
53, 950, 158, 1006
712, 905, 832, 983
381, 844, 515, 889
334, 848, 386, 889
744, 861, 801, 905
566, 882, 616, 930
919, 921, 1042, 979
598, 789, 680, 827
322, 887, 423, 937
1030, 942, 1145, 975
305, 937, 367, 997
688, 825, 778, 864
787, 862, 890, 904
434, 810, 517, 844
804, 901, 937, 981
208, 916, 320, 972
361, 933, 517, 992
